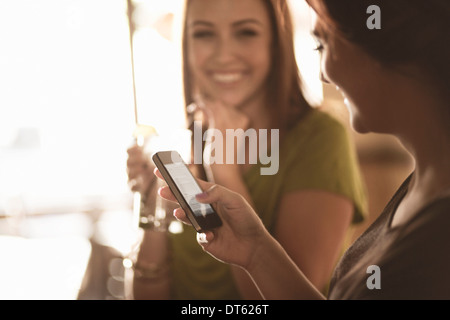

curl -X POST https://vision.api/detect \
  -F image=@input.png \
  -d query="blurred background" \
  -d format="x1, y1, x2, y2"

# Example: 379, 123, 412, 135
0, 0, 413, 299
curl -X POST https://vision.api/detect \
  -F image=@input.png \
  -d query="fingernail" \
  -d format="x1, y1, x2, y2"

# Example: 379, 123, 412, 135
198, 233, 207, 243
195, 192, 208, 200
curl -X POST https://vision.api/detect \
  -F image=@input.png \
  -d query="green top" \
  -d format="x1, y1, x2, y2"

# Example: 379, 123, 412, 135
168, 108, 367, 299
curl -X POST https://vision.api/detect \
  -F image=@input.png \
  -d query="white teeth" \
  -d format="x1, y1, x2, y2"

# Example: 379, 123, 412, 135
212, 73, 243, 83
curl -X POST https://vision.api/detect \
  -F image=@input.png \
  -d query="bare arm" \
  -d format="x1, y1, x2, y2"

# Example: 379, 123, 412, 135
274, 190, 353, 291
125, 230, 171, 300
126, 144, 172, 299
245, 229, 326, 300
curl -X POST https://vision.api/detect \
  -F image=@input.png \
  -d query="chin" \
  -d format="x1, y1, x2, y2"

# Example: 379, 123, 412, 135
350, 115, 371, 134
352, 124, 371, 134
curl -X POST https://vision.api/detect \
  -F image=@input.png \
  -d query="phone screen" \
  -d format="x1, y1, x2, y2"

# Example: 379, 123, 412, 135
164, 162, 215, 218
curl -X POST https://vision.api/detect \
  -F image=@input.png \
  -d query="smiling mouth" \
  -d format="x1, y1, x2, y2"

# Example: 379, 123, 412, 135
211, 72, 244, 84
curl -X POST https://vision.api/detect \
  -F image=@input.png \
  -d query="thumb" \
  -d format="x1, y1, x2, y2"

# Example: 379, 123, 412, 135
195, 184, 244, 210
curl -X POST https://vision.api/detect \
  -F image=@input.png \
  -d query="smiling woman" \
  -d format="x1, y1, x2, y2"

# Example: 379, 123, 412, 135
186, 0, 273, 113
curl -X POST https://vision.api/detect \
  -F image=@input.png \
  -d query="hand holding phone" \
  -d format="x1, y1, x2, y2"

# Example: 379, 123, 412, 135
152, 151, 222, 232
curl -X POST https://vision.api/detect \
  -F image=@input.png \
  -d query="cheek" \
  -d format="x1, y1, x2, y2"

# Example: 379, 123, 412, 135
187, 45, 212, 91
259, 40, 272, 71
245, 42, 272, 81
188, 41, 212, 72
259, 52, 272, 78
320, 50, 339, 86
321, 50, 357, 103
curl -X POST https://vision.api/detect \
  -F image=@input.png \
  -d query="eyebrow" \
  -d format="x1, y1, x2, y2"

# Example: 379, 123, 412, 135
232, 19, 263, 27
189, 20, 213, 27
189, 19, 263, 28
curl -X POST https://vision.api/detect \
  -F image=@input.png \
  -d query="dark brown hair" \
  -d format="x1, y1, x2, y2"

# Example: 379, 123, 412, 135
306, 0, 450, 103
181, 0, 312, 132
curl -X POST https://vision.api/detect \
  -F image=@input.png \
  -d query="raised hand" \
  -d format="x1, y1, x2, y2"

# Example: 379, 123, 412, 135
127, 144, 155, 194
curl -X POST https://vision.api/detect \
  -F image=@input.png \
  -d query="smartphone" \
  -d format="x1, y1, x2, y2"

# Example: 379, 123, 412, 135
152, 150, 222, 232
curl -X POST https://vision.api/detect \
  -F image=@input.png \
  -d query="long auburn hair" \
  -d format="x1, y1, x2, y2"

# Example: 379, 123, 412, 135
181, 0, 312, 133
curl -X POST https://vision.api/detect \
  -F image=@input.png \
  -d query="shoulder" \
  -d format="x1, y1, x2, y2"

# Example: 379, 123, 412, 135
280, 108, 367, 222
330, 195, 450, 299
283, 108, 351, 165
373, 196, 450, 299
283, 108, 357, 175
396, 196, 450, 249
287, 108, 348, 143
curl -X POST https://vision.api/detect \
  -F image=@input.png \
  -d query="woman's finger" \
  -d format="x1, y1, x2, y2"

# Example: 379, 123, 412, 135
127, 145, 141, 154
197, 231, 214, 245
173, 207, 192, 226
196, 179, 215, 192
158, 185, 177, 202
154, 168, 164, 180
195, 184, 244, 210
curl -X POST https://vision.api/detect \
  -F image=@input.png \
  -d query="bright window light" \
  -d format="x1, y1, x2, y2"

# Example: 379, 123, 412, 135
0, 0, 136, 217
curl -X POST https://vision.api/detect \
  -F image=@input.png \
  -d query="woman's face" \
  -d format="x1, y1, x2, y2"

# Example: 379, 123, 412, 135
186, 0, 272, 109
312, 16, 392, 134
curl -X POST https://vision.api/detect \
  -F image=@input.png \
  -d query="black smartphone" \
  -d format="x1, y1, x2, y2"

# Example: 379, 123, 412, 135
152, 150, 222, 232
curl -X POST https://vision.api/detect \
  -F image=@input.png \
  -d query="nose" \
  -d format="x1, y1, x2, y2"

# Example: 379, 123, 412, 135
320, 71, 330, 84
213, 35, 237, 64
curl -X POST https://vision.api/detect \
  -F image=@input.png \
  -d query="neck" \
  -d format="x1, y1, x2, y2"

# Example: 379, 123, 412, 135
397, 107, 450, 198
237, 88, 272, 131
379, 72, 450, 197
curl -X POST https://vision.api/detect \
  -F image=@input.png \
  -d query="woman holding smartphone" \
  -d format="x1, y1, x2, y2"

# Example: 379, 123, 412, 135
127, 0, 367, 299
159, 0, 450, 299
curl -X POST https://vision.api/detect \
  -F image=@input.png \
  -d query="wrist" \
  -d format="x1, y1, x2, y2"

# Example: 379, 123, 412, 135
124, 258, 170, 282
245, 230, 278, 275
139, 229, 169, 255
125, 230, 171, 282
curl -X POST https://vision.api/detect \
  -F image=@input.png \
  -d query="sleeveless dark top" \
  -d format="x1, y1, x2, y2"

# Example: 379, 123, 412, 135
329, 173, 450, 299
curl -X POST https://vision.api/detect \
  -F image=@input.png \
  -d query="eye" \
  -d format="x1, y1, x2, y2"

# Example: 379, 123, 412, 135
192, 30, 214, 39
313, 37, 324, 52
313, 43, 324, 52
237, 28, 258, 37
